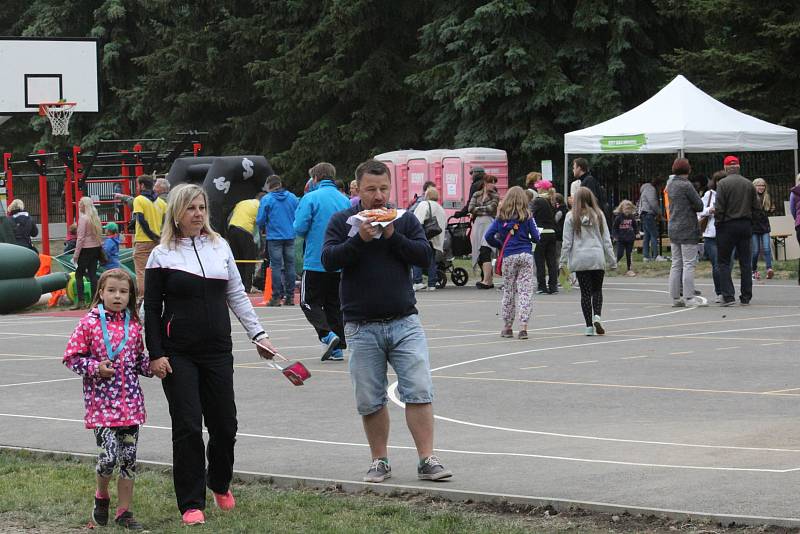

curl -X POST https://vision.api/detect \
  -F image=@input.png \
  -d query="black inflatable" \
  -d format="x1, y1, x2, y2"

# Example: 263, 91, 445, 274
165, 156, 217, 187
166, 156, 274, 237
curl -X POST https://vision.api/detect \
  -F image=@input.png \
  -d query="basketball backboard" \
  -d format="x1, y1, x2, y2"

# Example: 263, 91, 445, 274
0, 37, 100, 114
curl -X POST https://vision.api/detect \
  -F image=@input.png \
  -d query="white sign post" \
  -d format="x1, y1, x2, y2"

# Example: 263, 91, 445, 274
541, 160, 553, 181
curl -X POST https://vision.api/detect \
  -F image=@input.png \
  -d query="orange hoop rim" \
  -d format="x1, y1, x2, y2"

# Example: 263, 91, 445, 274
38, 102, 77, 116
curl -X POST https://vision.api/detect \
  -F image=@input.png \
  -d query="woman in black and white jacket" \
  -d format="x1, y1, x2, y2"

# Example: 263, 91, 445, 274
144, 184, 278, 526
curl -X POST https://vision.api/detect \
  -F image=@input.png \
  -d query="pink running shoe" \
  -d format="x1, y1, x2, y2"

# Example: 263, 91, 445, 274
213, 490, 236, 511
182, 509, 205, 526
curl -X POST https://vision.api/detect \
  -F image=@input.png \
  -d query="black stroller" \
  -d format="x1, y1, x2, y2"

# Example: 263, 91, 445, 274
434, 216, 470, 289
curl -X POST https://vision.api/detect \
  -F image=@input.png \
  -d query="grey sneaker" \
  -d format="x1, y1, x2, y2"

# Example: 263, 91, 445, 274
363, 459, 391, 483
417, 455, 452, 481
672, 298, 686, 308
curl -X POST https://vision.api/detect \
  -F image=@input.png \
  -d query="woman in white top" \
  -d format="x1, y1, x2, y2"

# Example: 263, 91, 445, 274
413, 187, 447, 290
698, 171, 724, 302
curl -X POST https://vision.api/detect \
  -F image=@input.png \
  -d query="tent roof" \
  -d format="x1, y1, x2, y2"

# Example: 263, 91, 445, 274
564, 75, 797, 154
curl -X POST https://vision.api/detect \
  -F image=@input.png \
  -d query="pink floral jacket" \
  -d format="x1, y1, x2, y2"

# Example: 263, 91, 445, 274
63, 307, 151, 428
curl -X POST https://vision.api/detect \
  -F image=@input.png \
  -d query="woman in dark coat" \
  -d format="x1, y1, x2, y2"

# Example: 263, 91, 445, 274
7, 199, 38, 252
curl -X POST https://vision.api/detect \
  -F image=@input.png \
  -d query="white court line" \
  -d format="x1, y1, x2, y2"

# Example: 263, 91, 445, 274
715, 347, 740, 351
763, 388, 800, 394
670, 351, 693, 355
464, 371, 495, 375
0, 377, 79, 388
762, 342, 784, 346
0, 357, 62, 362
571, 360, 598, 365
520, 365, 548, 370
0, 413, 796, 473
620, 355, 649, 360
0, 353, 53, 358
388, 322, 800, 451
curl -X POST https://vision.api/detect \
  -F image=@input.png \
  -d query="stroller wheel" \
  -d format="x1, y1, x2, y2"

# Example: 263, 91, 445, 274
452, 267, 469, 286
435, 269, 447, 289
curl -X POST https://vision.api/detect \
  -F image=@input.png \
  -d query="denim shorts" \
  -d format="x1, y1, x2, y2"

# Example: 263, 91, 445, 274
345, 314, 434, 415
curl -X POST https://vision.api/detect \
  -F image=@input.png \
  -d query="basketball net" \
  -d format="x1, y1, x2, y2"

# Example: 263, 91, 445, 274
38, 102, 76, 136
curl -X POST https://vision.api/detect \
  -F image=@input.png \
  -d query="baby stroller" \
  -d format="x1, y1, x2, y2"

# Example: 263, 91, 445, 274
434, 216, 470, 289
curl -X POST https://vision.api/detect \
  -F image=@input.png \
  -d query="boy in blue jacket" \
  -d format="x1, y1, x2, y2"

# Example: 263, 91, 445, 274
293, 162, 351, 361
257, 176, 299, 305
101, 222, 121, 269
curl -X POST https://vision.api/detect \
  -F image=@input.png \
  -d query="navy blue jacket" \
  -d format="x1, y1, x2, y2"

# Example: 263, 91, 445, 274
322, 206, 430, 322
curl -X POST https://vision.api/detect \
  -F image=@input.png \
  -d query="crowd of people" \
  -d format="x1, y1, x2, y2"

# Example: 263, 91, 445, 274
0, 150, 780, 529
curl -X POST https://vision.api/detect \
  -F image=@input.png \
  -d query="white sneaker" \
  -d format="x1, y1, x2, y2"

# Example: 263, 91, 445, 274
655, 255, 668, 262
685, 296, 708, 307
412, 283, 426, 291
714, 294, 722, 303
426, 286, 436, 292
672, 298, 686, 307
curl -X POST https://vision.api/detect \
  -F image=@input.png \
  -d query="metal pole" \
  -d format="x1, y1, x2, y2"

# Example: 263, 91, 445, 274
36, 149, 49, 255
3, 153, 12, 204
794, 148, 798, 178
563, 153, 569, 202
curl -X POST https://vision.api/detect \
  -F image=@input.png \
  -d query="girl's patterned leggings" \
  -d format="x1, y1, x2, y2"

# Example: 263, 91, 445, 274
94, 425, 139, 479
501, 253, 534, 326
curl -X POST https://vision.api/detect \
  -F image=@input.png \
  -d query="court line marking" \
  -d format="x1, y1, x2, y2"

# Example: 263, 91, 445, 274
0, 413, 797, 472
429, 374, 800, 398
762, 342, 784, 346
571, 360, 598, 365
715, 346, 740, 351
519, 365, 548, 370
0, 377, 80, 388
0, 357, 62, 362
388, 322, 800, 451
670, 351, 693, 356
464, 371, 495, 375
620, 355, 649, 360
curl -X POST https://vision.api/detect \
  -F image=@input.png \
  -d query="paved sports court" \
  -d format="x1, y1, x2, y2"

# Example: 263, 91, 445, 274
1, 278, 799, 526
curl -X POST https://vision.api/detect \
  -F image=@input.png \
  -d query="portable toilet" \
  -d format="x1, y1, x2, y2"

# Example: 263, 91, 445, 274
442, 148, 509, 217
404, 149, 450, 208
373, 149, 418, 208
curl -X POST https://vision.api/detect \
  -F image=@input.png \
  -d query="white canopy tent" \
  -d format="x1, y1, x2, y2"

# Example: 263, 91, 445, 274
562, 75, 798, 197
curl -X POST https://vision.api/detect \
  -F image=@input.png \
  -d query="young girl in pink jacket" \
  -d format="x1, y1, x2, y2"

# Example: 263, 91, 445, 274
63, 268, 151, 530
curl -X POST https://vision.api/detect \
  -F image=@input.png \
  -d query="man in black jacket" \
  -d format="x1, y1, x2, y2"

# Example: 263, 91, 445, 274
715, 155, 760, 306
322, 159, 452, 484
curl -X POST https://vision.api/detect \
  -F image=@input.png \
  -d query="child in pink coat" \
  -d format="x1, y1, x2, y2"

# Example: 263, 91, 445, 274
63, 268, 151, 530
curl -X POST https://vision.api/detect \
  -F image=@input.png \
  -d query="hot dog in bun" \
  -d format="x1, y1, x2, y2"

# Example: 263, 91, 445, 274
358, 208, 397, 222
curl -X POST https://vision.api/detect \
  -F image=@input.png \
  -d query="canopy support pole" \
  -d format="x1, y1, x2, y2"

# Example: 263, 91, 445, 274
563, 153, 569, 201
794, 149, 798, 178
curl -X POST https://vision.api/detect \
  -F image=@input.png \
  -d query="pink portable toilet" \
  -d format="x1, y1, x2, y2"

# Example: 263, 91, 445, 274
452, 147, 509, 203
441, 151, 466, 217
373, 150, 418, 208
405, 149, 450, 208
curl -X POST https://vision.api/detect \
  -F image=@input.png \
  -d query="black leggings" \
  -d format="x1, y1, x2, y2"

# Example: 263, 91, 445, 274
75, 246, 101, 302
615, 240, 634, 270
575, 270, 605, 326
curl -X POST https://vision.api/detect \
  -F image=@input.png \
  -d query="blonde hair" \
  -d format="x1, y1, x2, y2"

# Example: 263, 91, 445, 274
571, 187, 605, 236
752, 178, 773, 211
425, 187, 439, 202
8, 198, 24, 212
160, 184, 219, 248
614, 199, 636, 216
525, 172, 542, 189
78, 197, 102, 239
498, 186, 530, 222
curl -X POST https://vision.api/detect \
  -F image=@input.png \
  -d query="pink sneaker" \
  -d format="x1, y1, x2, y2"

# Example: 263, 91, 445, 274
182, 509, 205, 525
213, 490, 236, 511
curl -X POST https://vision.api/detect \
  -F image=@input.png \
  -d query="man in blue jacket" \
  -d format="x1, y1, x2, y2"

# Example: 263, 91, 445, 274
293, 162, 351, 361
257, 175, 299, 306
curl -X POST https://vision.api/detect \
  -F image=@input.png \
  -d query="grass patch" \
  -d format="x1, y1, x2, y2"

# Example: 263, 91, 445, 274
0, 449, 758, 533
0, 450, 567, 533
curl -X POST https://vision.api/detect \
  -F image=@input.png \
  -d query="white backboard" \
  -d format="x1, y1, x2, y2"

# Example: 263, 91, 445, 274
0, 37, 100, 113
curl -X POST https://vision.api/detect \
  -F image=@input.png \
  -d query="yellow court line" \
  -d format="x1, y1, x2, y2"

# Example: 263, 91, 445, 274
428, 374, 800, 398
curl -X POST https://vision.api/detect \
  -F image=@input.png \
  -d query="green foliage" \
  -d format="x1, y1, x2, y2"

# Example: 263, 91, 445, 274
0, 1, 797, 191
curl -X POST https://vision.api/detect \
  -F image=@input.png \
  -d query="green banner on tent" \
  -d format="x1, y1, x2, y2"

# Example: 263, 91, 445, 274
600, 134, 647, 151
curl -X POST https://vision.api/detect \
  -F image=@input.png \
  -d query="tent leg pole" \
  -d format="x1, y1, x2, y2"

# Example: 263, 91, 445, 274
563, 154, 569, 202
794, 149, 798, 178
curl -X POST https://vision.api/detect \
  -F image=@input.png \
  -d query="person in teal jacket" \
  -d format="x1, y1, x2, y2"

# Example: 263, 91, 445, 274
293, 162, 351, 361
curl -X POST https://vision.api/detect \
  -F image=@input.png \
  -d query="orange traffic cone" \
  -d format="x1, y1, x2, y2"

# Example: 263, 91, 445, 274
261, 267, 273, 305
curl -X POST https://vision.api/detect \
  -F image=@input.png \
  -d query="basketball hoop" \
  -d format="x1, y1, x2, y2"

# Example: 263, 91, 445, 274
38, 101, 76, 136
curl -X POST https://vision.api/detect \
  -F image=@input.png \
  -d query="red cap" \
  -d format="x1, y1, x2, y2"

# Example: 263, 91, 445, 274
723, 155, 740, 166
